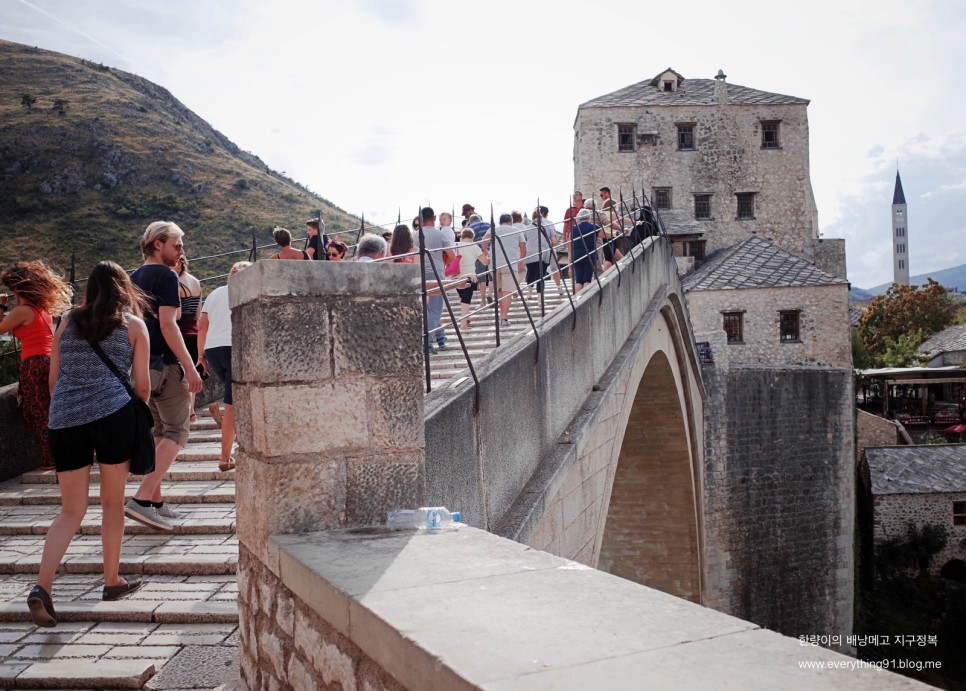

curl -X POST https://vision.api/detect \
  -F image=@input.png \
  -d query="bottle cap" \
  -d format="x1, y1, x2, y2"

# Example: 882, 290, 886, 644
453, 512, 461, 523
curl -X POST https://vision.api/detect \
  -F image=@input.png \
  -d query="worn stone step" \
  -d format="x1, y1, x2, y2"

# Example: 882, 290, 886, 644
0, 534, 237, 575
0, 504, 236, 536
177, 442, 226, 462
186, 430, 223, 443
0, 618, 238, 689
0, 599, 238, 625
20, 463, 237, 486
0, 481, 235, 507
190, 417, 220, 431
0, 657, 157, 690
0, 573, 236, 610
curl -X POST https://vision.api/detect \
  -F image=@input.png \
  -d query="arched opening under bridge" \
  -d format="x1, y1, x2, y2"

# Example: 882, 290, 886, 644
598, 349, 701, 602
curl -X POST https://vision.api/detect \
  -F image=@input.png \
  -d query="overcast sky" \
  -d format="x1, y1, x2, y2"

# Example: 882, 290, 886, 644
3, 0, 964, 289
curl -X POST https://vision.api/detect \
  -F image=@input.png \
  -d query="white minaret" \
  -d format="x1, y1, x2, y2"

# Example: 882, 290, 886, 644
892, 171, 909, 285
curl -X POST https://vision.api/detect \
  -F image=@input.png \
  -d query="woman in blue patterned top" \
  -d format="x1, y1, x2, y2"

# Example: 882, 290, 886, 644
27, 261, 152, 627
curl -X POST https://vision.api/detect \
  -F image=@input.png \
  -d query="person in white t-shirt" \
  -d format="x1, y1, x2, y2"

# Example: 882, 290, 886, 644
197, 260, 250, 472
455, 228, 485, 330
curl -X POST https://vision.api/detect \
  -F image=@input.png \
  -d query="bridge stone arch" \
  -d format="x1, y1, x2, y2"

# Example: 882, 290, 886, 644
599, 343, 702, 602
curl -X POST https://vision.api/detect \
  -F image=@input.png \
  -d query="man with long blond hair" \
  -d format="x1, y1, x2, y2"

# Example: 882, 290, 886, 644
125, 221, 203, 532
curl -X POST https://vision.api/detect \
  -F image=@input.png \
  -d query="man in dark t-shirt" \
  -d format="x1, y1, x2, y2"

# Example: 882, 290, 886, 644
125, 221, 203, 533
305, 218, 329, 260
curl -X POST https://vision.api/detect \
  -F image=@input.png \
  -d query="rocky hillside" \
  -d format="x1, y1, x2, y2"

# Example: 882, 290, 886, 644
0, 39, 360, 284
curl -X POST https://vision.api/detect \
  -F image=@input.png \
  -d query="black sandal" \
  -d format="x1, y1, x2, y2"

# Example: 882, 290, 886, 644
102, 577, 143, 602
27, 585, 57, 627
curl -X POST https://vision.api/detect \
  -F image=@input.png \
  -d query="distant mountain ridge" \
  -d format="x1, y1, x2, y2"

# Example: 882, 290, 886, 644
0, 39, 361, 281
851, 262, 966, 301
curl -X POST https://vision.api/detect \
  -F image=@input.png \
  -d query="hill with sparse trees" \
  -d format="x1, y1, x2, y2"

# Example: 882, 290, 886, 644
0, 39, 361, 283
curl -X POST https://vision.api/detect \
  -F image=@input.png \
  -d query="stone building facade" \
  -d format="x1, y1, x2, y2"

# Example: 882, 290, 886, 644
574, 68, 845, 279
864, 445, 966, 579
684, 236, 850, 368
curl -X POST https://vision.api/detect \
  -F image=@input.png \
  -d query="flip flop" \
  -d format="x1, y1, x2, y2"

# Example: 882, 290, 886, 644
218, 457, 236, 472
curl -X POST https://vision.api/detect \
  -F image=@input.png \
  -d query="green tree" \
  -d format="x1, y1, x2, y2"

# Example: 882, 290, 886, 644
858, 280, 953, 363
878, 330, 924, 368
20, 93, 36, 109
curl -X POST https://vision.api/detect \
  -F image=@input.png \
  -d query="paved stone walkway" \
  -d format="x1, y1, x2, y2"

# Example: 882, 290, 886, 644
0, 413, 240, 690
0, 279, 579, 688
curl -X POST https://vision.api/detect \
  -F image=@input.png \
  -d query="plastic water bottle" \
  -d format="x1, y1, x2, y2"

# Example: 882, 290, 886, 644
387, 507, 462, 531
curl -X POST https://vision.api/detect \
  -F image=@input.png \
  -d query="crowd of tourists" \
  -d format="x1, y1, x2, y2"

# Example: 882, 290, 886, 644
0, 185, 653, 627
1, 220, 248, 627
262, 189, 652, 352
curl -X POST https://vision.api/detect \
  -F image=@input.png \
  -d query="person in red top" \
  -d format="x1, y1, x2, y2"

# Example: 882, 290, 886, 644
562, 190, 585, 244
0, 262, 73, 470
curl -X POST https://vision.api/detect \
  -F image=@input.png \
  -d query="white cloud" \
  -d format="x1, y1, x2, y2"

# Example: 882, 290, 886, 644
2, 0, 965, 287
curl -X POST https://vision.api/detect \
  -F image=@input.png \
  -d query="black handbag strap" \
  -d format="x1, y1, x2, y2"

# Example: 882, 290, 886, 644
89, 340, 136, 402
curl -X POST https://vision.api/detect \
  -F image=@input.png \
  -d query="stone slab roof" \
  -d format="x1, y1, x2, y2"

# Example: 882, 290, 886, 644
682, 236, 847, 292
866, 444, 966, 495
581, 77, 809, 109
657, 209, 704, 237
918, 324, 966, 359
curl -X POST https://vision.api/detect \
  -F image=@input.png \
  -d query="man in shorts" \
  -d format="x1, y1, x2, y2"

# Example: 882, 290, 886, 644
419, 207, 455, 352
484, 213, 526, 326
126, 221, 203, 532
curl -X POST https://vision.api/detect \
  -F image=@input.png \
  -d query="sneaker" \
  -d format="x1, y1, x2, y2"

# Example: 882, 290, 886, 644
102, 577, 144, 602
500, 319, 511, 327
437, 340, 448, 350
124, 499, 173, 533
424, 346, 437, 356
156, 504, 179, 519
27, 585, 56, 628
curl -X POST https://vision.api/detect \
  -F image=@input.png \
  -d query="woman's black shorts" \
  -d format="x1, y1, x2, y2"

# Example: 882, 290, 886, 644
48, 401, 137, 473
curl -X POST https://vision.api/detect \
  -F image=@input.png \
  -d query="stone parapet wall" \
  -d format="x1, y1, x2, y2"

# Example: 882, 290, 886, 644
259, 526, 923, 691
238, 546, 405, 691
229, 260, 425, 689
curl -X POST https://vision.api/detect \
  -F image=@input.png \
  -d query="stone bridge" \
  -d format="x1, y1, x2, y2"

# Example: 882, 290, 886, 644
229, 237, 896, 689
422, 236, 707, 603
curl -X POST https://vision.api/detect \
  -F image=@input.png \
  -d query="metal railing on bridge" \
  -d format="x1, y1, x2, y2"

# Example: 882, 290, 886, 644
2, 190, 670, 392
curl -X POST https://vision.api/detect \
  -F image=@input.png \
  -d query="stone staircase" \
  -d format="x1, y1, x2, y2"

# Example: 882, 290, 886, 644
0, 413, 239, 690
427, 279, 575, 385
0, 278, 577, 689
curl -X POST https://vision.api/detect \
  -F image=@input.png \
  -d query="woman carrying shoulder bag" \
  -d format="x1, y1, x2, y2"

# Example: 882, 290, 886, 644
27, 261, 152, 627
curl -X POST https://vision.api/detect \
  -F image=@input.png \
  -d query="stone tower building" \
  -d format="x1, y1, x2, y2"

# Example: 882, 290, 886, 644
892, 170, 909, 285
573, 68, 845, 280
575, 69, 855, 640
